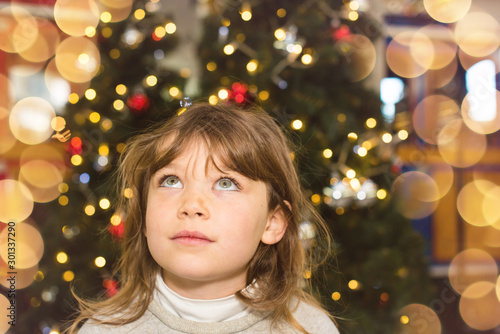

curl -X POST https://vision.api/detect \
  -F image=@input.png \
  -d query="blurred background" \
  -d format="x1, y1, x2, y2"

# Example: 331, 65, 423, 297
1, 0, 500, 333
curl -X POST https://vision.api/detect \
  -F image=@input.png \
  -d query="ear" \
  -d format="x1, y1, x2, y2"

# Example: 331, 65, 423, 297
261, 201, 290, 245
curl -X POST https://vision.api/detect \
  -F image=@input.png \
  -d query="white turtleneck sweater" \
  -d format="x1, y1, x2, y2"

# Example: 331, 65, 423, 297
154, 273, 252, 322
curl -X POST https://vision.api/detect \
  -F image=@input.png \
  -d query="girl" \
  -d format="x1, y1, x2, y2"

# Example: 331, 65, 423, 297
68, 102, 339, 333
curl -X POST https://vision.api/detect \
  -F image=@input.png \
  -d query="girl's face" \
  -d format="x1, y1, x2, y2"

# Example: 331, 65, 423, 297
145, 141, 286, 299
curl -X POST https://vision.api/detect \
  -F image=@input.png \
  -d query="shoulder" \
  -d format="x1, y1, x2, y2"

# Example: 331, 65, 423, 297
291, 299, 340, 334
77, 309, 159, 334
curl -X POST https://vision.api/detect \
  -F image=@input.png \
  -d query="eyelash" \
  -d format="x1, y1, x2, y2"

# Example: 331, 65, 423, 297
157, 174, 241, 189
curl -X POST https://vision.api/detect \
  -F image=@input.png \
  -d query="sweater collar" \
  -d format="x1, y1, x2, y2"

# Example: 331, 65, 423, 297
154, 273, 251, 322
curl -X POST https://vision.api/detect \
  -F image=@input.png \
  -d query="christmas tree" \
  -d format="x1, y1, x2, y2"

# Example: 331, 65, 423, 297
16, 1, 432, 333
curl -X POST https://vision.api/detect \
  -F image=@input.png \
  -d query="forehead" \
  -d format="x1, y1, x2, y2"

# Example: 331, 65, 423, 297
156, 135, 231, 174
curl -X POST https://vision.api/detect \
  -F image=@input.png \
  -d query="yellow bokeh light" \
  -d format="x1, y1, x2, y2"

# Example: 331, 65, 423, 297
165, 22, 176, 34
246, 59, 258, 73
460, 281, 500, 330
56, 252, 68, 264
398, 130, 409, 140
109, 49, 120, 59
89, 112, 100, 123
223, 44, 235, 55
392, 171, 439, 219
100, 12, 112, 23
350, 1, 360, 10
382, 133, 393, 143
101, 27, 112, 38
99, 198, 110, 210
301, 54, 313, 65
116, 84, 127, 95
71, 155, 82, 166
134, 9, 146, 20
206, 62, 217, 72
113, 99, 124, 111
51, 116, 66, 132
323, 149, 333, 159
85, 204, 95, 216
85, 89, 96, 100
110, 214, 121, 226
348, 280, 359, 290
85, 26, 96, 37
311, 194, 321, 204
218, 89, 229, 100
154, 26, 166, 38
303, 270, 312, 279
208, 95, 218, 105
124, 187, 134, 198
169, 87, 180, 97
335, 207, 345, 215
400, 315, 409, 325
291, 119, 303, 130
58, 183, 69, 193
337, 113, 346, 122
68, 93, 79, 104
63, 270, 74, 282
346, 169, 356, 179
377, 189, 387, 200
241, 11, 252, 21
366, 118, 377, 128
358, 147, 367, 157
98, 144, 109, 156
145, 75, 157, 87
95, 256, 106, 268
221, 18, 230, 27
331, 292, 341, 301
348, 11, 359, 21
35, 271, 44, 281
258, 91, 269, 101
277, 8, 286, 18
275, 28, 286, 41
423, 0, 471, 23
58, 195, 69, 206
347, 132, 358, 141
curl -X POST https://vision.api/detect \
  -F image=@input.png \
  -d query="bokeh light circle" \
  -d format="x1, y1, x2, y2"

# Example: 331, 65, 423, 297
0, 294, 12, 333
416, 25, 457, 70
461, 91, 500, 135
45, 59, 90, 100
427, 57, 457, 89
458, 49, 500, 73
9, 97, 55, 145
454, 12, 500, 57
18, 18, 60, 62
387, 31, 430, 78
437, 119, 486, 168
0, 5, 38, 53
98, 1, 133, 23
423, 0, 470, 23
413, 95, 460, 145
0, 180, 34, 223
0, 222, 43, 269
449, 248, 498, 295
0, 263, 38, 289
395, 303, 441, 334
0, 118, 17, 154
457, 180, 499, 227
337, 34, 376, 82
54, 0, 100, 37
55, 36, 100, 83
459, 281, 500, 330
392, 171, 440, 219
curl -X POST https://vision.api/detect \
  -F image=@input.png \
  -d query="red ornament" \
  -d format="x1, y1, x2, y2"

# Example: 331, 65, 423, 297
127, 93, 150, 113
102, 278, 119, 297
331, 24, 351, 40
227, 82, 250, 105
109, 221, 125, 239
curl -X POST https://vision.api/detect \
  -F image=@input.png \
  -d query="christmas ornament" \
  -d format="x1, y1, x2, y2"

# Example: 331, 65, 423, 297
127, 92, 150, 113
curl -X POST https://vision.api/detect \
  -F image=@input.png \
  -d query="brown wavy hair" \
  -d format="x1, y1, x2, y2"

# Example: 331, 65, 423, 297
66, 102, 332, 333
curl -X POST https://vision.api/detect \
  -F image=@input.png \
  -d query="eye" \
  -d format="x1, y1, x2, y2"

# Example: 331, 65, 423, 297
161, 175, 183, 188
214, 177, 239, 191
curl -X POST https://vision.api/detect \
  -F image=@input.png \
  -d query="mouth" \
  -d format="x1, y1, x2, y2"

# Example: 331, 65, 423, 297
171, 230, 213, 245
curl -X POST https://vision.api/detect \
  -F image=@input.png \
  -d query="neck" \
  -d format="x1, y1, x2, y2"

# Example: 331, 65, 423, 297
162, 270, 247, 300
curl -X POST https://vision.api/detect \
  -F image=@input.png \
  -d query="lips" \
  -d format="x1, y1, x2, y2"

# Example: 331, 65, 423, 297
171, 230, 213, 245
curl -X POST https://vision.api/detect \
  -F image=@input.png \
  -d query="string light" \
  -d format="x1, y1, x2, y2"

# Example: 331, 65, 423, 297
274, 28, 286, 41
258, 91, 269, 101
89, 112, 100, 123
208, 95, 218, 105
398, 130, 409, 140
113, 100, 124, 111
100, 12, 112, 23
240, 3, 252, 21
206, 62, 217, 71
346, 169, 356, 179
223, 44, 235, 55
218, 89, 229, 99
99, 198, 111, 210
85, 89, 96, 100
85, 27, 96, 37
56, 252, 68, 264
85, 204, 96, 216
68, 93, 79, 104
366, 118, 377, 128
323, 149, 333, 158
165, 22, 176, 34
124, 188, 134, 198
377, 189, 387, 199
145, 75, 157, 87
71, 155, 83, 166
246, 59, 258, 73
95, 256, 106, 268
277, 8, 286, 17
347, 132, 358, 141
134, 9, 145, 20
331, 292, 341, 300
382, 133, 393, 143
291, 119, 303, 130
169, 87, 180, 97
301, 54, 313, 65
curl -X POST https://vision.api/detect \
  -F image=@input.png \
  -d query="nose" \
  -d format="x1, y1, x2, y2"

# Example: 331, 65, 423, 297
177, 186, 210, 220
